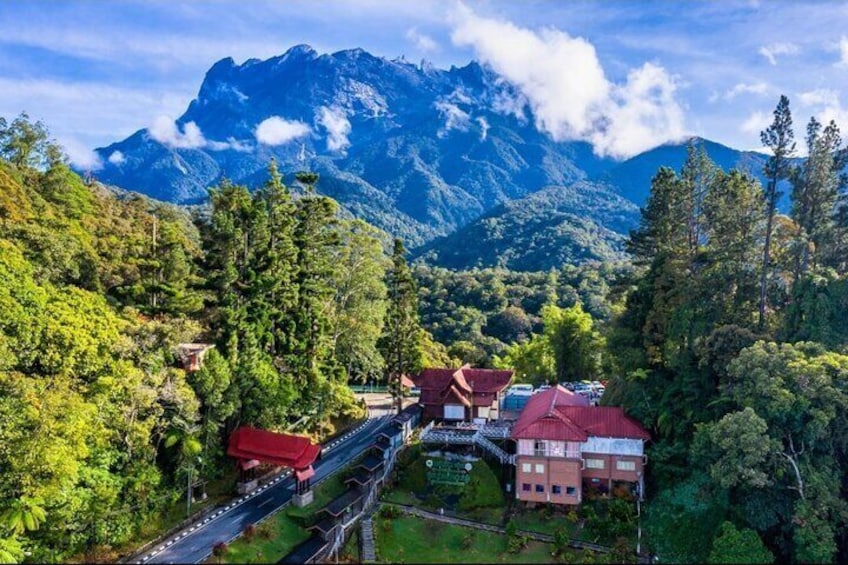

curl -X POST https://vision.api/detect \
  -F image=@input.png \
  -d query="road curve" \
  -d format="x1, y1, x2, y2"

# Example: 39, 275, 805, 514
138, 413, 392, 564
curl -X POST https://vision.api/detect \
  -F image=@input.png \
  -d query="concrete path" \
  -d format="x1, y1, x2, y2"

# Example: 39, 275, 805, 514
360, 515, 376, 562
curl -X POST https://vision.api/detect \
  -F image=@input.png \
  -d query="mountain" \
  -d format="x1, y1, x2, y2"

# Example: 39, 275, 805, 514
90, 45, 788, 263
595, 137, 793, 210
411, 180, 638, 271
92, 45, 615, 247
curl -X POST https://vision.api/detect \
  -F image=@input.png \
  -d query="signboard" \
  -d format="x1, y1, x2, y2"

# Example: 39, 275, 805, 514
426, 458, 472, 486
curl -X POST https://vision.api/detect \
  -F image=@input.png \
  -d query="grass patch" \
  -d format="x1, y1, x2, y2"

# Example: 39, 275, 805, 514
374, 515, 563, 563
511, 504, 581, 537
381, 488, 419, 506
221, 473, 347, 564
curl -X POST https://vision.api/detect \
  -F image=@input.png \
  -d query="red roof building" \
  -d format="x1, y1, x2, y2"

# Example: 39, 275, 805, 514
414, 365, 513, 422
227, 427, 321, 482
511, 386, 649, 506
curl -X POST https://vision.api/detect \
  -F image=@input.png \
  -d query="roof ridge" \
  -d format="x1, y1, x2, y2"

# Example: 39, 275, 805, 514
547, 386, 559, 416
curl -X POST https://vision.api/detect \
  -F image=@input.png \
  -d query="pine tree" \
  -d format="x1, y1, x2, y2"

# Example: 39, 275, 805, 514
759, 95, 796, 330
790, 118, 846, 275
292, 172, 341, 414
378, 238, 423, 414
256, 160, 299, 358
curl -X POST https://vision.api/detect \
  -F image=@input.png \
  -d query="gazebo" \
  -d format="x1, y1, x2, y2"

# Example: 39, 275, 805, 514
228, 426, 321, 506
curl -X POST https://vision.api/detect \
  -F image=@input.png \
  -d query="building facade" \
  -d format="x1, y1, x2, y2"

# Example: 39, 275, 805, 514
414, 365, 513, 423
511, 386, 649, 505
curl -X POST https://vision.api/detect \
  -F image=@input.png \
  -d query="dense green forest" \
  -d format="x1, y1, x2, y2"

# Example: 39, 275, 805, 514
0, 114, 446, 562
603, 97, 848, 562
413, 262, 632, 369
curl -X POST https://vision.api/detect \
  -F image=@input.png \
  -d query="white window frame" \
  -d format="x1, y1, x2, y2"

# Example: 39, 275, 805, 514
535, 463, 545, 474
585, 458, 605, 469
521, 463, 531, 473
616, 460, 636, 471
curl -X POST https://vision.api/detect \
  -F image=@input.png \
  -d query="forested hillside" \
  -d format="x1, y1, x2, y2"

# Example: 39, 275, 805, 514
601, 98, 848, 562
412, 181, 637, 271
0, 115, 445, 562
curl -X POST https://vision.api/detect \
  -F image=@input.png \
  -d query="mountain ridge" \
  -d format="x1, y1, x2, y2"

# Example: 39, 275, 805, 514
89, 44, 777, 255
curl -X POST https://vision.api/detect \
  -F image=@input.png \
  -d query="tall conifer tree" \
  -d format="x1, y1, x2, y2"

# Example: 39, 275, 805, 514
759, 95, 796, 329
379, 238, 422, 414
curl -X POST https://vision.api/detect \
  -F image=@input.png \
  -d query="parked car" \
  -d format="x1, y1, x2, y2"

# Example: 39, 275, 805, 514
409, 386, 421, 397
507, 383, 534, 396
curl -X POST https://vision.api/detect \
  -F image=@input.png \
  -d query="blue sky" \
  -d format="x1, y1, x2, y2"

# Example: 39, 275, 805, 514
2, 0, 848, 167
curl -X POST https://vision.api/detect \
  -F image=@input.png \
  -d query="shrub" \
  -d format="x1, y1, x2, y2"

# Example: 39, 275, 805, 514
461, 531, 474, 549
243, 523, 256, 542
505, 519, 528, 553
380, 518, 392, 533
257, 522, 273, 539
380, 505, 401, 519
212, 541, 228, 563
567, 509, 579, 524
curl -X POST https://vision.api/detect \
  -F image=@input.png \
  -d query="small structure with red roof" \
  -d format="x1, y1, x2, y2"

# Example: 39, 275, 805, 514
228, 426, 321, 505
177, 343, 215, 372
413, 365, 513, 423
511, 385, 649, 506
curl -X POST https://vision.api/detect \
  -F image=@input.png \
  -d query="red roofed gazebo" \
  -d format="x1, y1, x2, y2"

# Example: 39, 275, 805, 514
228, 427, 321, 505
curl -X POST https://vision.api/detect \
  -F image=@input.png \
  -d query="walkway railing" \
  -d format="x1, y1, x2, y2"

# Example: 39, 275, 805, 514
420, 425, 515, 465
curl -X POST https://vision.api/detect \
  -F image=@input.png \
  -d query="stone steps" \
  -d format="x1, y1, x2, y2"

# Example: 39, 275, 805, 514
360, 516, 377, 562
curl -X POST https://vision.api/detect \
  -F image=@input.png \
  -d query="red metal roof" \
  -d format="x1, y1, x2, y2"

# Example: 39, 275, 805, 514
558, 406, 651, 440
228, 427, 321, 470
414, 365, 513, 409
511, 386, 648, 441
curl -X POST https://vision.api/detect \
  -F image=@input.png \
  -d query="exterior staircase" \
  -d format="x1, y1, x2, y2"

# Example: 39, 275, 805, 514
421, 424, 515, 465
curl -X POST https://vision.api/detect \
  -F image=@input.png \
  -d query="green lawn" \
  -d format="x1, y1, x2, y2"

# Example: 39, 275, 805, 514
374, 515, 566, 563
221, 473, 347, 564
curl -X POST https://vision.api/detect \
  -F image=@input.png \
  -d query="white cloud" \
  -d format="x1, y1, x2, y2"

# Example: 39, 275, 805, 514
108, 150, 125, 165
450, 4, 684, 158
406, 27, 439, 52
477, 116, 490, 141
838, 36, 848, 67
149, 115, 206, 148
799, 88, 839, 108
59, 137, 103, 170
710, 81, 770, 102
317, 106, 352, 152
206, 137, 252, 152
740, 110, 771, 134
434, 100, 471, 137
491, 88, 528, 122
255, 116, 310, 146
797, 89, 848, 133
758, 42, 799, 65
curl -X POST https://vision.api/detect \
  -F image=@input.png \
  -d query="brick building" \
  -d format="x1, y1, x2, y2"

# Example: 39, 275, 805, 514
511, 385, 649, 505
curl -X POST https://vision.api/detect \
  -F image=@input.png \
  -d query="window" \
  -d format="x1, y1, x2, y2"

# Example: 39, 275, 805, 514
535, 484, 544, 493
522, 483, 531, 492
552, 485, 561, 495
585, 458, 605, 469
535, 463, 545, 474
616, 460, 637, 471
566, 486, 577, 495
534, 440, 545, 456
521, 463, 531, 473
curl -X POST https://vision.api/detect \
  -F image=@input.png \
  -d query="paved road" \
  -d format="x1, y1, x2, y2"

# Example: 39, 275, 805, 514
138, 406, 393, 564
